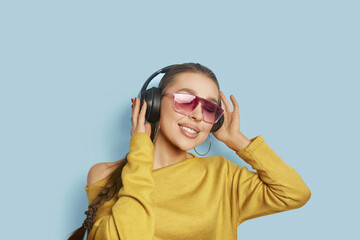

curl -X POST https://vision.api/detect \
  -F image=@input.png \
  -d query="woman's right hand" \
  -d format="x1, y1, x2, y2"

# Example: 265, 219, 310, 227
130, 97, 152, 137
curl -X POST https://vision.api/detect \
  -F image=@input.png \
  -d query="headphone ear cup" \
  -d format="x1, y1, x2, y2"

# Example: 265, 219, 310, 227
211, 115, 224, 132
210, 100, 224, 132
143, 87, 162, 123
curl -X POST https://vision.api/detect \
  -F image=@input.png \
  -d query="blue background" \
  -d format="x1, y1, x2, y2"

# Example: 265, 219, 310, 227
1, 1, 359, 239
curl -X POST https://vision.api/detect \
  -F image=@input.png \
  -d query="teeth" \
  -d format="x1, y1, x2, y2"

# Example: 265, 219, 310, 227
180, 125, 197, 134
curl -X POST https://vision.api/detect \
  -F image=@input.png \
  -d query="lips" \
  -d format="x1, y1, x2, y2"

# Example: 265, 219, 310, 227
178, 123, 200, 133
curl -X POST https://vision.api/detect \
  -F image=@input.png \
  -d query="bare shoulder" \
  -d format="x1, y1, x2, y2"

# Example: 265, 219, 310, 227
87, 159, 125, 187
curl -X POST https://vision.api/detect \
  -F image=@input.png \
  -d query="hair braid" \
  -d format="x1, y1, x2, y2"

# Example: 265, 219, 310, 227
67, 156, 128, 240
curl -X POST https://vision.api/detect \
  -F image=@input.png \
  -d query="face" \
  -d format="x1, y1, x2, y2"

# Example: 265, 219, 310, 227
157, 72, 220, 151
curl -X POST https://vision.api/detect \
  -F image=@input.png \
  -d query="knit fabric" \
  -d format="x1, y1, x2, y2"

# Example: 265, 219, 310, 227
85, 132, 311, 239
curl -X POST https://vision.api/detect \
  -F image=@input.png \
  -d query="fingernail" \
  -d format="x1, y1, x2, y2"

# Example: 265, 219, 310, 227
131, 98, 134, 103
142, 100, 145, 105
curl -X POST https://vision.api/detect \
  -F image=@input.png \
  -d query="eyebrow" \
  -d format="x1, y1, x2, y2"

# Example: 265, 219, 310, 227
176, 88, 219, 104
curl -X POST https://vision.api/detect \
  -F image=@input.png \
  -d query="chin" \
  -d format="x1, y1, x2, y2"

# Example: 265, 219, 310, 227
174, 134, 205, 152
177, 143, 196, 152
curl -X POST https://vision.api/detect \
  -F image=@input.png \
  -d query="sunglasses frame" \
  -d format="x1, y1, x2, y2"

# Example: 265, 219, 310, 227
164, 93, 224, 124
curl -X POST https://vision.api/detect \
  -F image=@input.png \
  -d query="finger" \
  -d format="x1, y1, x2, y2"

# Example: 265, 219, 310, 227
138, 100, 147, 127
230, 95, 239, 113
218, 92, 229, 122
220, 91, 233, 113
218, 92, 226, 111
144, 122, 152, 137
131, 97, 140, 129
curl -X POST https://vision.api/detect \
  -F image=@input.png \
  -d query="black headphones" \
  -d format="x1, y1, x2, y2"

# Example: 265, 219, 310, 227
139, 64, 224, 132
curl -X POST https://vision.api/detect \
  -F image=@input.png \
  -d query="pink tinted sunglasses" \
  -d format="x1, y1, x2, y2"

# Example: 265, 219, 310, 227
164, 93, 224, 124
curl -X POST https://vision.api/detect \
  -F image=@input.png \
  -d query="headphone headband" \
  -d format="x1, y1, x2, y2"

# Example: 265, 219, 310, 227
140, 64, 177, 95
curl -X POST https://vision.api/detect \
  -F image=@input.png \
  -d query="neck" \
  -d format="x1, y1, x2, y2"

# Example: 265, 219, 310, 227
153, 130, 191, 170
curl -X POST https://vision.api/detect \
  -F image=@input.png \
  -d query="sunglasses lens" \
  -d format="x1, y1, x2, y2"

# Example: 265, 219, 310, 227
173, 94, 197, 115
171, 93, 224, 124
202, 101, 222, 124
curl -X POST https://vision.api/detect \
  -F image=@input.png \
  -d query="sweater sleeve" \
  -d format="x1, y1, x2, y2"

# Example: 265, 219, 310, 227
87, 132, 156, 240
229, 135, 311, 226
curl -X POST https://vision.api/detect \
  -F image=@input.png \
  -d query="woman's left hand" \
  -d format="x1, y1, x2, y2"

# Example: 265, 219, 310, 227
212, 91, 251, 152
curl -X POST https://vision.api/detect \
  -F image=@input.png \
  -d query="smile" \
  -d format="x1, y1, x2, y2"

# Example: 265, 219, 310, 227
180, 125, 198, 134
178, 123, 200, 138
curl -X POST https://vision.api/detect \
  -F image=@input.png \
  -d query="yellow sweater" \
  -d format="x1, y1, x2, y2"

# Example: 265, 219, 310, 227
85, 132, 311, 240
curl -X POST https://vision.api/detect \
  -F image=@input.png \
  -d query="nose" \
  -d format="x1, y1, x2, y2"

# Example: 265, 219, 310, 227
189, 102, 203, 121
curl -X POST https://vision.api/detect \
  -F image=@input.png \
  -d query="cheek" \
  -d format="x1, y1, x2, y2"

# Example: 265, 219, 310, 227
201, 125, 213, 140
160, 99, 186, 122
159, 102, 179, 131
202, 120, 214, 133
160, 102, 174, 121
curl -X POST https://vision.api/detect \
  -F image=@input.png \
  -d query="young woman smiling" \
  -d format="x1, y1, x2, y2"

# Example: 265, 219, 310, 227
68, 63, 311, 240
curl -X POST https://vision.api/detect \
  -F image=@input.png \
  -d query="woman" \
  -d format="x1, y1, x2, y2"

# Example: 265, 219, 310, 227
68, 63, 311, 240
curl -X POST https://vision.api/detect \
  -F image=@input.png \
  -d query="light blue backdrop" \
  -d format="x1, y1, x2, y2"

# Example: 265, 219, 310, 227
1, 1, 359, 239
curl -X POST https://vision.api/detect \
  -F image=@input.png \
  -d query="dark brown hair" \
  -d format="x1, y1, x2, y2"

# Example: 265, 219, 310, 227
67, 63, 220, 240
